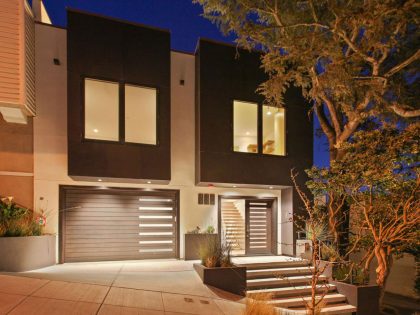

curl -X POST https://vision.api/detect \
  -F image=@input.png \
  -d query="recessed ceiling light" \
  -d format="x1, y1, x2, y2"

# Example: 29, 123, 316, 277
246, 131, 250, 136
269, 186, 273, 189
93, 128, 99, 133
147, 181, 152, 184
267, 111, 272, 116
233, 185, 237, 188
98, 179, 102, 182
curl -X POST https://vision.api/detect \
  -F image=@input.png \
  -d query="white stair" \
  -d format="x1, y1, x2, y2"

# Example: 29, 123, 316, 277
239, 259, 356, 314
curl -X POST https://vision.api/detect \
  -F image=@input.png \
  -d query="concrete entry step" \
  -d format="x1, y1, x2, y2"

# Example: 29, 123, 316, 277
247, 266, 314, 279
247, 284, 337, 298
247, 275, 328, 289
268, 293, 347, 308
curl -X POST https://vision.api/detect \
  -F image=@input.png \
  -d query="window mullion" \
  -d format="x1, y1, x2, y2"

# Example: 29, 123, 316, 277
119, 82, 125, 143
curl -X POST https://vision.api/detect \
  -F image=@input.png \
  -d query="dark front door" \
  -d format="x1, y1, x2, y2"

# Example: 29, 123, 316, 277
245, 199, 273, 255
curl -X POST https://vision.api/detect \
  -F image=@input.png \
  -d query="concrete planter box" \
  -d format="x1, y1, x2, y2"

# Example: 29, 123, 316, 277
194, 263, 247, 296
184, 233, 218, 260
332, 280, 380, 315
0, 235, 56, 272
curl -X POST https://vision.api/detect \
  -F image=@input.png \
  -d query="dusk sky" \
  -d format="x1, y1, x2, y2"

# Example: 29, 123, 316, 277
42, 0, 329, 167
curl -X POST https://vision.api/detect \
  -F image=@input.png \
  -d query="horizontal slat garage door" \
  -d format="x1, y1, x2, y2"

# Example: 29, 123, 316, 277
60, 186, 179, 263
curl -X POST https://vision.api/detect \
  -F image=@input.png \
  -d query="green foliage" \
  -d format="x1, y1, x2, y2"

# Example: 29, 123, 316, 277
194, 0, 420, 160
0, 197, 43, 237
333, 263, 369, 285
205, 225, 215, 234
198, 234, 233, 268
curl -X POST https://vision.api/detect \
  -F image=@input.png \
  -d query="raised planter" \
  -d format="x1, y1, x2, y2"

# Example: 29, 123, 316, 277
332, 280, 380, 315
194, 263, 247, 296
184, 233, 218, 260
0, 235, 56, 272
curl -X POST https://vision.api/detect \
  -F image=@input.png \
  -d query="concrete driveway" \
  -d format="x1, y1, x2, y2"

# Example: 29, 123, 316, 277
0, 260, 246, 315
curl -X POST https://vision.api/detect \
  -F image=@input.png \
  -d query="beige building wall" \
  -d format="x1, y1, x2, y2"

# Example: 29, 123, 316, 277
33, 24, 287, 260
0, 115, 33, 207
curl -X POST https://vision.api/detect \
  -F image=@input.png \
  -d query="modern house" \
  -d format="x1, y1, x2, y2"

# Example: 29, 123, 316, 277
0, 2, 314, 263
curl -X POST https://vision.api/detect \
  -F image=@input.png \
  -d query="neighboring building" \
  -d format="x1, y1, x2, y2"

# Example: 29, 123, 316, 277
0, 1, 314, 262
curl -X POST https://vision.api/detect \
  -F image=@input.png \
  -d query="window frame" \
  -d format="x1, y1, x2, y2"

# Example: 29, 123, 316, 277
231, 99, 287, 157
82, 76, 160, 147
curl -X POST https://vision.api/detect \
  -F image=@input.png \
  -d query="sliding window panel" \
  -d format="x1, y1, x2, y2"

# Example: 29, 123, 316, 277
262, 106, 285, 156
125, 85, 157, 145
84, 78, 119, 141
233, 100, 258, 153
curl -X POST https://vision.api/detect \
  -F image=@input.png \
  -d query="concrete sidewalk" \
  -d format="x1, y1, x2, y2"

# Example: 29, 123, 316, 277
0, 260, 246, 315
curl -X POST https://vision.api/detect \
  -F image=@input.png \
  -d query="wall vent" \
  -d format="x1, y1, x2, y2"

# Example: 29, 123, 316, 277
198, 193, 215, 205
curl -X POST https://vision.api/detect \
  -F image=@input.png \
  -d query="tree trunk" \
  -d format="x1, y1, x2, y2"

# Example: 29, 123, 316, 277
374, 246, 393, 306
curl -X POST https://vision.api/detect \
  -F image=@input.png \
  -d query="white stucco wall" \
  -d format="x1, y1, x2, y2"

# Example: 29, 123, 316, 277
33, 24, 287, 261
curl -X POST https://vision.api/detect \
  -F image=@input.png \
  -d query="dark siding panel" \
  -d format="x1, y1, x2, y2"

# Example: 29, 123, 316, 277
67, 11, 170, 180
196, 40, 313, 188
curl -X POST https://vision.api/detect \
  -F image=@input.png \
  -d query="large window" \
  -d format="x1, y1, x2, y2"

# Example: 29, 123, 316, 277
125, 85, 157, 145
84, 78, 157, 145
84, 79, 119, 141
233, 100, 286, 156
263, 106, 285, 155
233, 101, 258, 153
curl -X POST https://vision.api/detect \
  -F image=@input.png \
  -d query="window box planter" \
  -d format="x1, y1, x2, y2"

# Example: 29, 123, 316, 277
193, 263, 247, 296
184, 233, 218, 260
331, 280, 380, 315
0, 235, 56, 272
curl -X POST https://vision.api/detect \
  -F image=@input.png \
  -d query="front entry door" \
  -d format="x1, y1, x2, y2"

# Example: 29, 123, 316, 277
245, 199, 273, 255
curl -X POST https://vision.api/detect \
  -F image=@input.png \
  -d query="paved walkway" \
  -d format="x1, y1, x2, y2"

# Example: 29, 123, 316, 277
0, 260, 247, 315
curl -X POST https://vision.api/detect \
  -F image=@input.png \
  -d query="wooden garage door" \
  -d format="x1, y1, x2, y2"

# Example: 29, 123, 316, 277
60, 186, 179, 263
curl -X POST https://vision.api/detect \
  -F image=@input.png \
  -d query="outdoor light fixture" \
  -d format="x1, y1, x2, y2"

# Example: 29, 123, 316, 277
98, 179, 102, 182
233, 185, 237, 188
267, 111, 272, 116
147, 181, 152, 184
93, 128, 99, 133
269, 186, 273, 189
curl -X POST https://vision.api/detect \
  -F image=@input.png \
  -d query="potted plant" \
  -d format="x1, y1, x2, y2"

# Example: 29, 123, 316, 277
0, 197, 56, 272
184, 225, 218, 260
193, 234, 246, 296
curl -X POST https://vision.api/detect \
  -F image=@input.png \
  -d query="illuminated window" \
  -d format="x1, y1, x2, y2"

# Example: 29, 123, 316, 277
84, 79, 158, 145
263, 106, 285, 155
84, 78, 119, 141
125, 85, 157, 145
233, 100, 258, 153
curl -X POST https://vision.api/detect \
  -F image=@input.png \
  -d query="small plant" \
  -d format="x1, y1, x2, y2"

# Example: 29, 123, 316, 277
243, 293, 276, 315
205, 225, 215, 234
187, 226, 201, 234
198, 234, 233, 268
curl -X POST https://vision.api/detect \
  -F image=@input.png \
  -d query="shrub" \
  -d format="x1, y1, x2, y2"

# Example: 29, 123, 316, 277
198, 234, 233, 268
243, 293, 276, 315
0, 197, 43, 237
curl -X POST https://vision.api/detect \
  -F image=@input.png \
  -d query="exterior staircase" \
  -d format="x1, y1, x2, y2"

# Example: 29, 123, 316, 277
235, 259, 357, 314
221, 201, 245, 252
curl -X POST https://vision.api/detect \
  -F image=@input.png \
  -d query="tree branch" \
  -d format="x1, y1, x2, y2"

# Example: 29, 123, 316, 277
390, 103, 420, 118
385, 49, 420, 77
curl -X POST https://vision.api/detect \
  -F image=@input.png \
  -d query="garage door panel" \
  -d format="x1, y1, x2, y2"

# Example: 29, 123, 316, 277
61, 187, 179, 262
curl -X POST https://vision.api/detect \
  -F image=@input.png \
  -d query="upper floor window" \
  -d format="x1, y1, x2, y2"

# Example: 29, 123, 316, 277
84, 79, 119, 141
263, 106, 285, 156
233, 100, 258, 153
233, 100, 286, 156
84, 78, 157, 145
